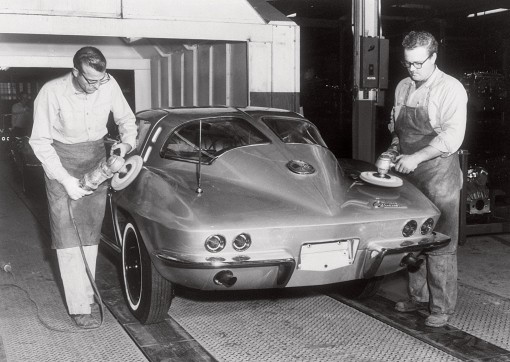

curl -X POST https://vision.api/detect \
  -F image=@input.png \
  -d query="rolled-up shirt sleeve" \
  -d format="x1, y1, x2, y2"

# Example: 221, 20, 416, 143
388, 107, 400, 149
29, 84, 72, 183
429, 81, 468, 156
110, 79, 137, 151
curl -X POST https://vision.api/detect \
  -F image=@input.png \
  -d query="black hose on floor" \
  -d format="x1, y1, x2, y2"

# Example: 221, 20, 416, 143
67, 197, 105, 329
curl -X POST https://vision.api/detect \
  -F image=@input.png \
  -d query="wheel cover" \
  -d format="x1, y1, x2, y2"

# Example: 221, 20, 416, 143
123, 224, 143, 310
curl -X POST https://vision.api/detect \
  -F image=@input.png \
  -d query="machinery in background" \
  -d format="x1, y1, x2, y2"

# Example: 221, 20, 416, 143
461, 71, 510, 223
465, 164, 490, 222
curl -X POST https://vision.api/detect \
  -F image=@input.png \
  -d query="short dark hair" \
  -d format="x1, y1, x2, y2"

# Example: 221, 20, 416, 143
73, 46, 107, 73
402, 31, 438, 55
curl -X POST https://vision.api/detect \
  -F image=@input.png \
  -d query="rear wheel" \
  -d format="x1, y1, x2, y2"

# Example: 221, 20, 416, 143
122, 220, 174, 324
337, 276, 384, 299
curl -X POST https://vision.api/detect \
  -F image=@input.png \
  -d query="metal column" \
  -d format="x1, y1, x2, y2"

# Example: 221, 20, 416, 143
351, 0, 385, 163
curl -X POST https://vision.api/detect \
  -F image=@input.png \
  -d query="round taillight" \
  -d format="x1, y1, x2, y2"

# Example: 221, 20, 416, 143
402, 220, 417, 237
233, 233, 251, 252
421, 218, 434, 235
205, 235, 226, 253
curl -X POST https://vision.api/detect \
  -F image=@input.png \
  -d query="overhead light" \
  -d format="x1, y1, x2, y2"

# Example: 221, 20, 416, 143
391, 4, 431, 10
467, 8, 509, 17
287, 13, 297, 17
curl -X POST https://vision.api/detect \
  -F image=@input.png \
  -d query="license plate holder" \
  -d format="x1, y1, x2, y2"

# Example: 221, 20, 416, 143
298, 240, 358, 271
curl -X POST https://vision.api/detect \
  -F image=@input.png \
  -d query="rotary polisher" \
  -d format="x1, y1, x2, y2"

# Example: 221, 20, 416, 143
79, 152, 143, 191
360, 151, 403, 187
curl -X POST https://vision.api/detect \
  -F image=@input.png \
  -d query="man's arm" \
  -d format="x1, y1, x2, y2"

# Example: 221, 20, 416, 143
394, 145, 442, 174
109, 78, 137, 157
429, 80, 468, 155
395, 79, 467, 174
388, 107, 400, 152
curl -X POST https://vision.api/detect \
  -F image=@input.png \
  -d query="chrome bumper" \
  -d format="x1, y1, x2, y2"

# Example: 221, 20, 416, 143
363, 231, 451, 278
153, 250, 296, 287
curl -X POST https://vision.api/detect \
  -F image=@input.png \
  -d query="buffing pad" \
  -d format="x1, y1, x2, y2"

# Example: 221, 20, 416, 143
111, 155, 144, 191
360, 171, 403, 188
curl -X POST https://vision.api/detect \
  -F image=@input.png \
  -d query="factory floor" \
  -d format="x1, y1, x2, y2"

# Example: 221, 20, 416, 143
2, 151, 510, 361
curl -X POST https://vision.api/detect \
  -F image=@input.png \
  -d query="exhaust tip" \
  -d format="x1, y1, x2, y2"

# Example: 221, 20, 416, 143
400, 253, 424, 272
213, 270, 237, 288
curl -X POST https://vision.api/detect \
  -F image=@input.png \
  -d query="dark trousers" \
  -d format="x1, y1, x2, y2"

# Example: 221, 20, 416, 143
408, 189, 459, 315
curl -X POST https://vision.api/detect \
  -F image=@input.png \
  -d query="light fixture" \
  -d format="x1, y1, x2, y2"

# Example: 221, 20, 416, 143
467, 8, 509, 17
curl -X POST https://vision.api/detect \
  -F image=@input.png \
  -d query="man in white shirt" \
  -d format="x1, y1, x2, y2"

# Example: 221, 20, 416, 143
30, 46, 137, 328
387, 31, 467, 328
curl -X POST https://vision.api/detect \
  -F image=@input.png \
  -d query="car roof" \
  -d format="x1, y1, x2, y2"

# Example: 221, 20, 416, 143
136, 106, 304, 124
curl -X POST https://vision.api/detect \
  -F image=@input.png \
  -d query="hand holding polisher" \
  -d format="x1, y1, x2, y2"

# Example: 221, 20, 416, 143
79, 151, 143, 192
360, 150, 403, 187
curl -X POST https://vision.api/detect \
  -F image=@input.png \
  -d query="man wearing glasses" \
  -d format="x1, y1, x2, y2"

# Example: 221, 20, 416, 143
30, 46, 137, 328
387, 31, 467, 327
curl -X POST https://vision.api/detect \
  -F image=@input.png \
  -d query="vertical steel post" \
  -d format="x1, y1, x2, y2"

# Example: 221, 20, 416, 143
352, 0, 381, 163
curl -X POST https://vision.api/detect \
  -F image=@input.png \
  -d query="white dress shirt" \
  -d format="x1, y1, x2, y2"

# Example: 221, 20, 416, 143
30, 72, 137, 183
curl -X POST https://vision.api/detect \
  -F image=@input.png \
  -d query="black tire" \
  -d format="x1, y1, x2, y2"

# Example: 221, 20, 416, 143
122, 220, 174, 324
337, 276, 384, 299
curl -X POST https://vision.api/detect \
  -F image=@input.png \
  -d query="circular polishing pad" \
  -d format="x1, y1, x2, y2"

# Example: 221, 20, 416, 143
360, 171, 403, 188
111, 155, 143, 191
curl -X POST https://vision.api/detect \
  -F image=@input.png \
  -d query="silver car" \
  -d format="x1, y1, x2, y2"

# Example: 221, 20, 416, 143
101, 106, 450, 324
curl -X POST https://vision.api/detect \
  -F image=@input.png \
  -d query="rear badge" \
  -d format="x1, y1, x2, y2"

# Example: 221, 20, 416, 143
287, 160, 315, 175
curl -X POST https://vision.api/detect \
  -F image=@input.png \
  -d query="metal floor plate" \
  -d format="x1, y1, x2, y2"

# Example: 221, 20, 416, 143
452, 284, 510, 349
0, 168, 148, 362
168, 290, 460, 362
0, 274, 147, 362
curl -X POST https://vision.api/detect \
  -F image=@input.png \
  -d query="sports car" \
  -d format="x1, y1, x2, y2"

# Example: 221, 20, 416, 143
100, 106, 450, 324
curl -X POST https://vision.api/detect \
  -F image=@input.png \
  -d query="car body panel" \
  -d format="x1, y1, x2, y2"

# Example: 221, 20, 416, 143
101, 106, 450, 291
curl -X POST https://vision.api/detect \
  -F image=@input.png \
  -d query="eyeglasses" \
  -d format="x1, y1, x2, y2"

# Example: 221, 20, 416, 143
80, 71, 110, 86
400, 53, 433, 69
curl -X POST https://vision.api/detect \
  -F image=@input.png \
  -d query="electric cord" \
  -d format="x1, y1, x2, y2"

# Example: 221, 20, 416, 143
67, 196, 105, 329
0, 265, 101, 333
0, 197, 106, 333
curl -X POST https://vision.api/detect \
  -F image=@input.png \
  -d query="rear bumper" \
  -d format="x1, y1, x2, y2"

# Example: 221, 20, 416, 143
362, 231, 451, 278
152, 231, 450, 290
153, 250, 296, 289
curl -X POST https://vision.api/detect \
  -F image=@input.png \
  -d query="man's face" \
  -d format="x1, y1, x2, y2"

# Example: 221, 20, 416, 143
403, 46, 436, 82
72, 63, 108, 94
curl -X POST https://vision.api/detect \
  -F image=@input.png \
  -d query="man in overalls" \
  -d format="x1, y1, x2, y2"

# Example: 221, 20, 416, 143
30, 47, 137, 328
388, 31, 467, 327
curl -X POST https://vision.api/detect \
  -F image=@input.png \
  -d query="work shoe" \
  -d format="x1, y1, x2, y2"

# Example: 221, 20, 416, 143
71, 314, 99, 329
425, 313, 449, 328
395, 299, 428, 313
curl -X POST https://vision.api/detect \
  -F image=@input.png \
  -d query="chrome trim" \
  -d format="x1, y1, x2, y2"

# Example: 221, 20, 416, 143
100, 233, 121, 253
233, 233, 252, 251
205, 234, 226, 253
154, 250, 295, 270
364, 232, 450, 278
286, 160, 316, 175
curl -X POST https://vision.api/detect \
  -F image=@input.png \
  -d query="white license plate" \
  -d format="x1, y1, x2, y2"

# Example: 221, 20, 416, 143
298, 240, 357, 271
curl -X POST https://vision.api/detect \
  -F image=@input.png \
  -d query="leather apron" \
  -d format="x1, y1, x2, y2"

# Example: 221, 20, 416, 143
394, 84, 462, 254
45, 139, 108, 249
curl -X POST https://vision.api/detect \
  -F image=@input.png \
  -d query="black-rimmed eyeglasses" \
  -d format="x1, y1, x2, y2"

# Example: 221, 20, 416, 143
80, 71, 110, 86
400, 53, 433, 69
